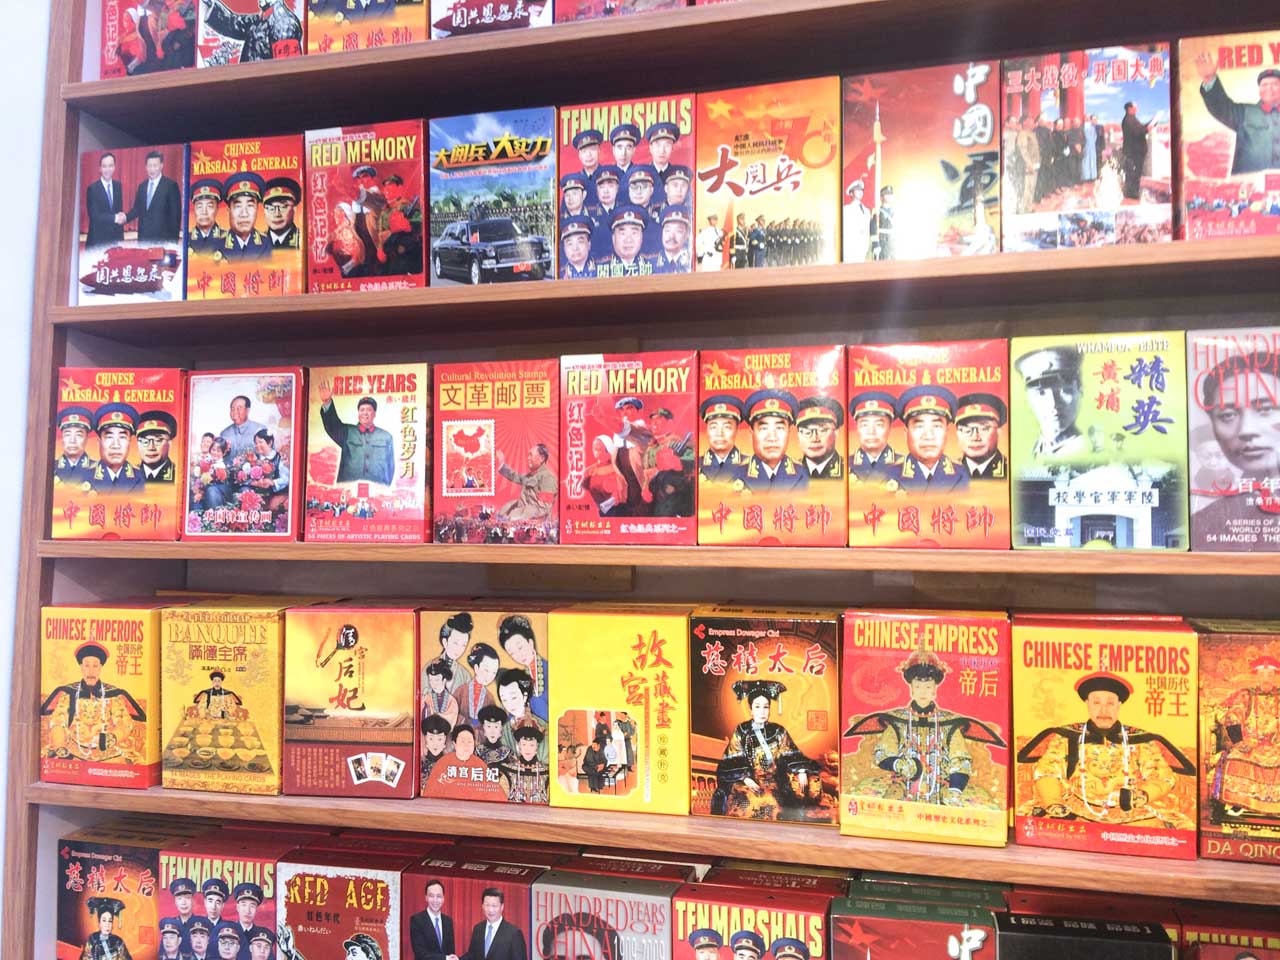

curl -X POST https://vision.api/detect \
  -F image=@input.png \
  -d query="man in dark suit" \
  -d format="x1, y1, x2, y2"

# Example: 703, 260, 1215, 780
409, 879, 457, 960
124, 150, 182, 242
462, 889, 526, 960
85, 152, 124, 248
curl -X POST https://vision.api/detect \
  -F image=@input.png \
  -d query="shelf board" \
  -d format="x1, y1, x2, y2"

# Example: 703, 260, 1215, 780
34, 538, 1280, 575
62, 0, 1280, 143
48, 237, 1280, 346
26, 781, 1279, 904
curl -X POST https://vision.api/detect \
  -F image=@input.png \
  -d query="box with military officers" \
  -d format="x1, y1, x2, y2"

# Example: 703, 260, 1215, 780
557, 93, 696, 278
56, 813, 1280, 960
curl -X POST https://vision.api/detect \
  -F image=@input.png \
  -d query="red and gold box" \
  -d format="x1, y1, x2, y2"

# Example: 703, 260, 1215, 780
309, 0, 426, 53
841, 609, 1011, 847
56, 825, 171, 960
304, 362, 430, 543
40, 601, 167, 789
401, 857, 543, 960
196, 0, 303, 66
697, 345, 846, 545
555, 0, 686, 23
696, 77, 841, 270
1013, 615, 1198, 859
305, 120, 425, 292
158, 831, 295, 949
1191, 618, 1280, 864
433, 359, 559, 544
186, 134, 305, 299
690, 605, 840, 824
1179, 30, 1280, 240
560, 350, 698, 543
557, 93, 695, 278
1177, 903, 1280, 956
842, 62, 1000, 262
846, 340, 1009, 548
99, 1, 195, 78
181, 367, 304, 541
284, 602, 420, 798
52, 367, 186, 541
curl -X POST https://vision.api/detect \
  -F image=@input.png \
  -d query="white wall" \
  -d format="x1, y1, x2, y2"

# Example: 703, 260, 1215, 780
0, 2, 51, 910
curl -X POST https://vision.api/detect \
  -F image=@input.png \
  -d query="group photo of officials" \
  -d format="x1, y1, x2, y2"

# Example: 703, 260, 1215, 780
54, 402, 178, 497
558, 122, 694, 278
409, 881, 528, 960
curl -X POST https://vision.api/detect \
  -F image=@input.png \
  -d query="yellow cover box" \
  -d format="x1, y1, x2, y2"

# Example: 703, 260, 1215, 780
549, 604, 691, 814
161, 598, 302, 795
40, 601, 167, 788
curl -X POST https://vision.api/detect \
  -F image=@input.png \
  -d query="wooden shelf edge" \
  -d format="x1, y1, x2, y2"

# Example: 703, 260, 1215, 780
48, 237, 1280, 333
33, 539, 1280, 575
25, 781, 1280, 904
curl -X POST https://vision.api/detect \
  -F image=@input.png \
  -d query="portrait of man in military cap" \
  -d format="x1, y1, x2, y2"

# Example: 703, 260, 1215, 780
742, 390, 807, 492
654, 205, 693, 274
609, 123, 639, 175
848, 391, 901, 481
573, 129, 603, 183
54, 406, 98, 487
203, 877, 231, 926
40, 640, 146, 764
1016, 670, 1195, 827
214, 923, 242, 960
188, 178, 226, 256
770, 939, 810, 960
1195, 52, 1280, 175
600, 205, 651, 277
159, 917, 188, 960
795, 395, 844, 480
845, 645, 1005, 809
954, 393, 1008, 480
560, 216, 596, 280
221, 172, 270, 260
559, 173, 590, 220
663, 165, 692, 210
188, 917, 214, 960
689, 929, 723, 960
137, 410, 178, 485
262, 177, 302, 249
231, 882, 271, 960
887, 386, 968, 492
83, 897, 133, 960
646, 121, 680, 181
698, 395, 746, 484
730, 931, 765, 960
90, 403, 145, 494
1015, 345, 1086, 459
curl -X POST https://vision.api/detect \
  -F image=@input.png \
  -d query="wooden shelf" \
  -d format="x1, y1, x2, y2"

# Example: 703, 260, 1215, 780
48, 237, 1280, 346
34, 538, 1280, 575
61, 0, 1280, 143
26, 781, 1280, 905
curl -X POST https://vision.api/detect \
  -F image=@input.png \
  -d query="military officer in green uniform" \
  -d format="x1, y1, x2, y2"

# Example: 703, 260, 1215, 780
1015, 346, 1086, 460
262, 177, 302, 249
187, 178, 226, 257
230, 883, 272, 960
497, 443, 557, 522
137, 410, 177, 486
698, 394, 746, 484
89, 403, 144, 494
82, 897, 134, 960
317, 379, 395, 486
955, 393, 1008, 481
848, 391, 901, 482
1195, 53, 1280, 175
643, 406, 694, 515
796, 395, 844, 480
54, 406, 98, 487
220, 172, 270, 261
